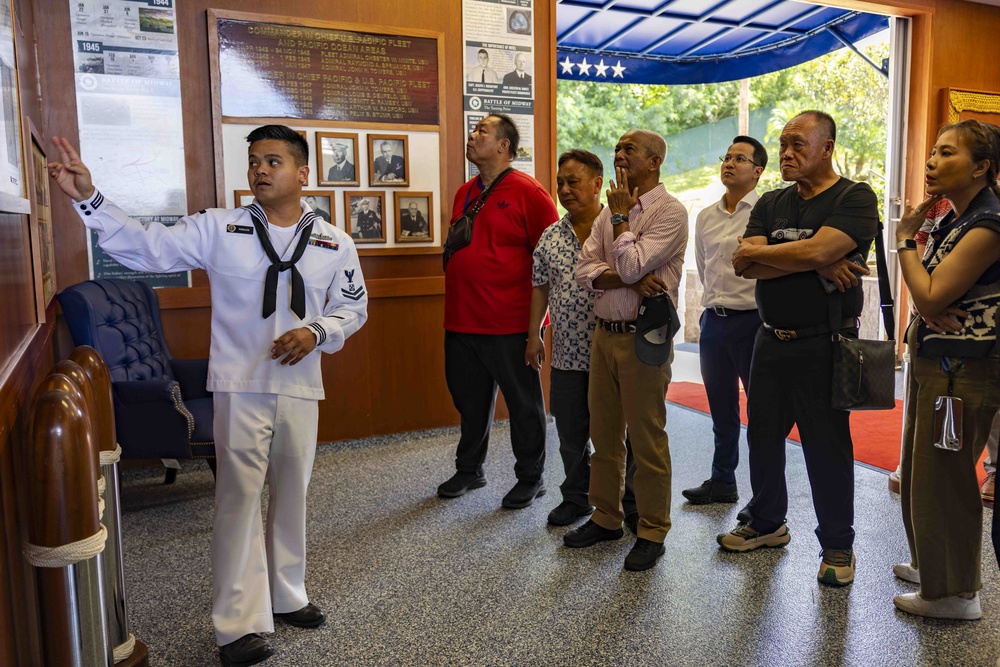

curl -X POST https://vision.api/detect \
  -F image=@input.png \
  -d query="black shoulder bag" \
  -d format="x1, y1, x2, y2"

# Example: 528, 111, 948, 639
829, 182, 897, 411
443, 168, 513, 271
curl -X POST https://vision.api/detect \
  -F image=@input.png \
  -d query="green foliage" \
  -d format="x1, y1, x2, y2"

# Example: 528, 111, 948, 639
557, 41, 890, 210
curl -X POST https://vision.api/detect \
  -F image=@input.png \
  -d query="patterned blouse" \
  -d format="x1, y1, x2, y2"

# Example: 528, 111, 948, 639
532, 214, 597, 372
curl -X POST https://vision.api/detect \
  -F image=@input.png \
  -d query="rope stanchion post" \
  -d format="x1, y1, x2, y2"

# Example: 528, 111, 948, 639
71, 347, 141, 663
26, 387, 112, 667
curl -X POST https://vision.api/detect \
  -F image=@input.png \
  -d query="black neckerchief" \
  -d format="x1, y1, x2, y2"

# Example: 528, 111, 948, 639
247, 208, 314, 320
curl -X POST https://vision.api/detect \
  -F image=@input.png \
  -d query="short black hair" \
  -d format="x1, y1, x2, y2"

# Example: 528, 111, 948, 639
477, 48, 488, 57
487, 113, 519, 159
732, 135, 768, 170
246, 125, 308, 166
558, 149, 603, 178
797, 110, 837, 143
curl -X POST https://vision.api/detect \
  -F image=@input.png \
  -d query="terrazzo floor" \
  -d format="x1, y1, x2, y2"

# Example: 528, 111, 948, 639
119, 402, 1000, 667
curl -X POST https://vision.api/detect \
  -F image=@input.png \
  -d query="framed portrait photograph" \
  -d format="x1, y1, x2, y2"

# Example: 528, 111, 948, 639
301, 191, 334, 225
368, 134, 409, 187
233, 189, 254, 207
316, 131, 359, 186
344, 191, 386, 244
394, 191, 434, 243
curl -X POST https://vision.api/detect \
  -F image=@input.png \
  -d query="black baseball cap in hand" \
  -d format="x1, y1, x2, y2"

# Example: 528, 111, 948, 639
635, 293, 679, 366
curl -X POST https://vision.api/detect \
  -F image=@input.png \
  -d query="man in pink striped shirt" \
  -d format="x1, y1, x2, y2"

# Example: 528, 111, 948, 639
565, 129, 688, 571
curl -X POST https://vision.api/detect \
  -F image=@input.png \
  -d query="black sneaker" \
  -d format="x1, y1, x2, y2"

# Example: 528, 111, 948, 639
437, 471, 487, 498
624, 538, 665, 571
681, 479, 738, 504
547, 500, 594, 526
564, 519, 624, 548
502, 479, 546, 509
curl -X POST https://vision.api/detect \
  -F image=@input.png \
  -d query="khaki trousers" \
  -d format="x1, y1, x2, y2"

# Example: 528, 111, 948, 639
588, 326, 673, 542
901, 327, 1000, 600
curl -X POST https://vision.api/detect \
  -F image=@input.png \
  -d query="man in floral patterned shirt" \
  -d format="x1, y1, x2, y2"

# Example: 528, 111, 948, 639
526, 149, 603, 526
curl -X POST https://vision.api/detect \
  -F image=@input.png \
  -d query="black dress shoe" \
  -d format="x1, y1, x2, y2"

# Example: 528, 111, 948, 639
624, 512, 639, 536
564, 519, 624, 548
437, 471, 487, 498
219, 633, 274, 667
274, 602, 325, 628
547, 500, 594, 526
502, 479, 546, 509
681, 479, 738, 504
624, 538, 665, 571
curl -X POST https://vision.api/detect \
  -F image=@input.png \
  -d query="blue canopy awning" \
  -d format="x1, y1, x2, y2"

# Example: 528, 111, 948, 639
556, 0, 889, 85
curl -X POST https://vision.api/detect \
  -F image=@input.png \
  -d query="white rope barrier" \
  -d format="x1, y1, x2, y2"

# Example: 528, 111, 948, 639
23, 524, 107, 568
97, 475, 106, 520
112, 633, 136, 662
100, 444, 123, 467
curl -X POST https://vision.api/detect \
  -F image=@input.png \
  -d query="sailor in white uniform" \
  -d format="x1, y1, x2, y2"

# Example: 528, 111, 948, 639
48, 125, 368, 667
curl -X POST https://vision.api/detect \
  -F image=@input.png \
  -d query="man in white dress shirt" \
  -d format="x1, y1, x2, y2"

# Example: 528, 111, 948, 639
681, 136, 766, 518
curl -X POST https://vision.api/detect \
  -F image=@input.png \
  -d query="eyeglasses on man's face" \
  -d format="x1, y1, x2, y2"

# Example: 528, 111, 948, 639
719, 154, 759, 166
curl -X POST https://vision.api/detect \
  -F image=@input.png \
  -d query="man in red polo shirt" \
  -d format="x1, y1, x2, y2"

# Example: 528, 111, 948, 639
438, 113, 559, 509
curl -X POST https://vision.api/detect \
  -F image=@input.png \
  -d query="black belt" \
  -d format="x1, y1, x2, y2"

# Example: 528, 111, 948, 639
599, 318, 636, 334
708, 305, 756, 317
763, 318, 857, 341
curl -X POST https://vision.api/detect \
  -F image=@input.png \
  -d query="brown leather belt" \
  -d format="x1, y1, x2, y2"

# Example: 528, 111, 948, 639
599, 318, 637, 334
762, 318, 857, 341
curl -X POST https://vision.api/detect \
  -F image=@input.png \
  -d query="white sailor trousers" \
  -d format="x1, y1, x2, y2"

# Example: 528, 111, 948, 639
211, 391, 319, 645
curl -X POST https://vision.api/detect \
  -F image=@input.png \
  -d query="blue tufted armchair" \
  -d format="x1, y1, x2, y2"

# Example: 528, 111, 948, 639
58, 279, 215, 483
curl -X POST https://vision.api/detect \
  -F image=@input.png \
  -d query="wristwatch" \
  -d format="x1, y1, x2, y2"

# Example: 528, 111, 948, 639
896, 238, 917, 252
611, 213, 629, 225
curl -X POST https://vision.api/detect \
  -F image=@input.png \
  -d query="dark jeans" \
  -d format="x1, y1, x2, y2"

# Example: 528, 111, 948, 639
699, 309, 760, 483
745, 328, 856, 550
550, 368, 591, 506
444, 331, 546, 482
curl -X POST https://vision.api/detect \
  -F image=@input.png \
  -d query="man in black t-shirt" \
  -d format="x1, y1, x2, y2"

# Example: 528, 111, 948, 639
717, 111, 878, 588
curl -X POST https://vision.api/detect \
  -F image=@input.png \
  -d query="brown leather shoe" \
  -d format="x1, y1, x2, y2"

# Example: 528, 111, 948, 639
982, 471, 995, 504
888, 469, 901, 495
219, 633, 274, 667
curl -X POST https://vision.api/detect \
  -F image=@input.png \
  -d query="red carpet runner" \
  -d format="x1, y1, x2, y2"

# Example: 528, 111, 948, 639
665, 381, 988, 481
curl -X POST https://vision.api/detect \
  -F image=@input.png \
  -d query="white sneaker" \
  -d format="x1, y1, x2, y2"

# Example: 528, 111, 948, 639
893, 563, 920, 584
893, 592, 981, 620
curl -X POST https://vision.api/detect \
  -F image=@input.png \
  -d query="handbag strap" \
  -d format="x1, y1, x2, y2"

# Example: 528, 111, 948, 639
827, 181, 895, 340
464, 167, 514, 216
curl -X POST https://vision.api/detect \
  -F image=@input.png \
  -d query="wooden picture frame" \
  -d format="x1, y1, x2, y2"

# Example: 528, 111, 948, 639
234, 189, 254, 207
394, 191, 434, 243
22, 116, 52, 321
316, 132, 360, 186
368, 134, 409, 187
300, 190, 334, 226
943, 87, 1000, 124
344, 191, 386, 243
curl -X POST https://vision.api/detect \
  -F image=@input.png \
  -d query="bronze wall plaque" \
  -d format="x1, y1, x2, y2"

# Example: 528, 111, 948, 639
217, 18, 439, 125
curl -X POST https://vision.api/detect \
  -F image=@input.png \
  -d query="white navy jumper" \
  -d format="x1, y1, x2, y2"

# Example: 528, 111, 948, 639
73, 190, 368, 645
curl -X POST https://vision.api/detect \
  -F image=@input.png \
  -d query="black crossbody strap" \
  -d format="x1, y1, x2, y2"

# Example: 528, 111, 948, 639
464, 167, 514, 216
827, 181, 894, 339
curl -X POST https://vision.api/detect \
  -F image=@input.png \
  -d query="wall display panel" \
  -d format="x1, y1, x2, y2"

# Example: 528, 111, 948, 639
0, 0, 26, 213
943, 88, 1000, 124
462, 0, 535, 180
22, 118, 54, 322
213, 14, 439, 126
210, 11, 447, 257
68, 0, 190, 287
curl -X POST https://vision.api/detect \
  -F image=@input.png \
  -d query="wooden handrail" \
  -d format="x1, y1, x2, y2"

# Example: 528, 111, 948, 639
69, 347, 117, 453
